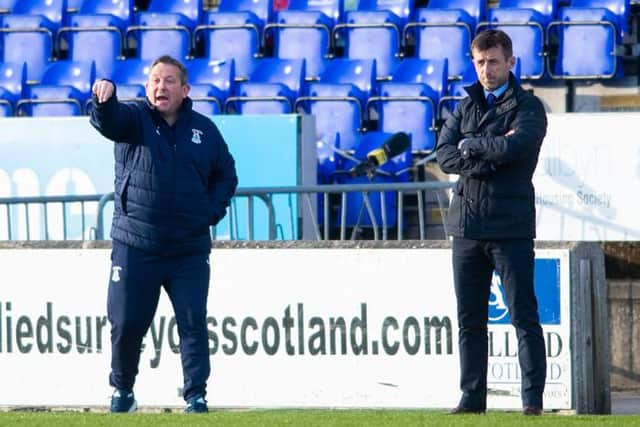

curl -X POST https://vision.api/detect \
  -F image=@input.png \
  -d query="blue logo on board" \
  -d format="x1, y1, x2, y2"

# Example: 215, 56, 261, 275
488, 258, 561, 325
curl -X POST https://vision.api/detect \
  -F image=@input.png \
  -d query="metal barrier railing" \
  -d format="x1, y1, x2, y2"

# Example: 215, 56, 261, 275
1, 181, 455, 241
0, 194, 104, 240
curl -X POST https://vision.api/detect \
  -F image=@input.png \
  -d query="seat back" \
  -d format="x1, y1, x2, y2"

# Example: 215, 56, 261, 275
273, 10, 332, 79
134, 13, 191, 61
390, 58, 447, 100
218, 0, 275, 24
13, 0, 67, 30
427, 0, 485, 25
499, 0, 557, 23
188, 58, 235, 96
1, 30, 52, 83
40, 60, 96, 100
342, 10, 402, 78
288, 0, 345, 24
79, 0, 134, 29
68, 14, 121, 79
112, 59, 151, 86
0, 62, 27, 104
200, 11, 262, 80
356, 0, 415, 23
0, 0, 18, 14
570, 0, 629, 36
147, 0, 202, 29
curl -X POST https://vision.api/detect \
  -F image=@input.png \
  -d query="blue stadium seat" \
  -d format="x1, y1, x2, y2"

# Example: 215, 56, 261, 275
67, 0, 82, 14
110, 59, 150, 100
335, 0, 412, 79
296, 58, 376, 151
367, 58, 448, 152
267, 7, 335, 79
11, 0, 66, 32
548, 0, 627, 78
1, 17, 54, 83
0, 0, 17, 14
0, 62, 26, 116
289, 0, 345, 25
187, 58, 235, 115
17, 60, 96, 116
76, 0, 134, 32
146, 0, 202, 30
195, 0, 272, 80
406, 1, 484, 79
58, 13, 123, 79
127, 12, 192, 61
226, 58, 305, 114
480, 0, 556, 79
337, 131, 412, 230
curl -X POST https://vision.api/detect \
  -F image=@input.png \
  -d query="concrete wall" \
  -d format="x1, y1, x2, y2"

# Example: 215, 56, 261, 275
609, 280, 640, 391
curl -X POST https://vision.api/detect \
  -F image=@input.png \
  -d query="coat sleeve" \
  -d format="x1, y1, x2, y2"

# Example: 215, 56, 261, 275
436, 102, 495, 178
89, 84, 142, 144
462, 95, 547, 166
208, 126, 239, 226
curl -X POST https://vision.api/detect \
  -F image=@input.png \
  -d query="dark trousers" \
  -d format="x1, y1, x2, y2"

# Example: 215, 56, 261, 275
452, 237, 546, 409
107, 241, 211, 401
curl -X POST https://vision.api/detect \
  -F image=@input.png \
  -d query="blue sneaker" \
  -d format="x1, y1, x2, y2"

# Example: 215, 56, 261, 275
184, 395, 208, 413
110, 389, 137, 413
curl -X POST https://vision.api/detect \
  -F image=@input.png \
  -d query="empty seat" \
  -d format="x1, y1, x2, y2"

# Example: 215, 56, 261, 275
11, 0, 67, 32
1, 17, 54, 83
0, 0, 17, 14
187, 58, 235, 115
481, 0, 556, 79
195, 0, 272, 80
110, 59, 150, 100
549, 0, 626, 78
226, 58, 305, 114
407, 1, 485, 79
17, 60, 96, 116
267, 4, 337, 79
59, 13, 123, 79
335, 0, 412, 79
127, 12, 192, 61
289, 0, 345, 24
337, 131, 412, 230
296, 58, 376, 151
0, 62, 26, 116
76, 0, 134, 32
146, 0, 202, 30
367, 58, 448, 152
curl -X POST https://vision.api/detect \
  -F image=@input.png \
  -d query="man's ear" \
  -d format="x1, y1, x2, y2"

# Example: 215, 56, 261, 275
508, 56, 516, 69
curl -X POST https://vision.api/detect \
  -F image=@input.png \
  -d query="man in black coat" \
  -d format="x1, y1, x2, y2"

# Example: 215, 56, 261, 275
436, 30, 547, 416
90, 55, 238, 414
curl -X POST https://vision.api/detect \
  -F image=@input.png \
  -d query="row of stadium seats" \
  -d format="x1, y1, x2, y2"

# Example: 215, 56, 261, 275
0, 0, 631, 84
0, 57, 454, 153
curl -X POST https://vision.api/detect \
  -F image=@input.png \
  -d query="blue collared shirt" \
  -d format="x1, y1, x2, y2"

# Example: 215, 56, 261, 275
484, 80, 509, 102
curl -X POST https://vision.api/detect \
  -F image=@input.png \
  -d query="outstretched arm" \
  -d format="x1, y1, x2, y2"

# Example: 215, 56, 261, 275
89, 80, 141, 144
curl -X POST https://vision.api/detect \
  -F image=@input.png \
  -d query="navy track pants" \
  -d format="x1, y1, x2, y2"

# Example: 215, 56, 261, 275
107, 240, 211, 401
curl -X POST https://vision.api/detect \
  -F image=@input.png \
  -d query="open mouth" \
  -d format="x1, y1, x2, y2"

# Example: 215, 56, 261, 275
155, 95, 169, 103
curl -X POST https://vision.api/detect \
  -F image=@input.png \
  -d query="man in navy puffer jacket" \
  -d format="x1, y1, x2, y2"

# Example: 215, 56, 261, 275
90, 55, 238, 414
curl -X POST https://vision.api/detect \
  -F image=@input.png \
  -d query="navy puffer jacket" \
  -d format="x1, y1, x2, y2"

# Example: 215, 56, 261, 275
90, 89, 238, 255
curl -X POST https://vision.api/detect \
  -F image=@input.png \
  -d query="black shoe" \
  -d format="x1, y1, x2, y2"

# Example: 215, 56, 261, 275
110, 389, 137, 413
449, 406, 486, 415
185, 395, 208, 413
523, 406, 543, 416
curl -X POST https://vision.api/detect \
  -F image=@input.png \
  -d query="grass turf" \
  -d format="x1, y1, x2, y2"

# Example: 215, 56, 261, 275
1, 410, 640, 427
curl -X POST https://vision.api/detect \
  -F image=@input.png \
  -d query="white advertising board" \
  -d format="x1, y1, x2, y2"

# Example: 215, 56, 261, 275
0, 248, 570, 409
534, 113, 640, 240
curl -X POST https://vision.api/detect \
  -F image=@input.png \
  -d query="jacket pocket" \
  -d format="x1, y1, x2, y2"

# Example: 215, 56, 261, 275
118, 173, 131, 215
